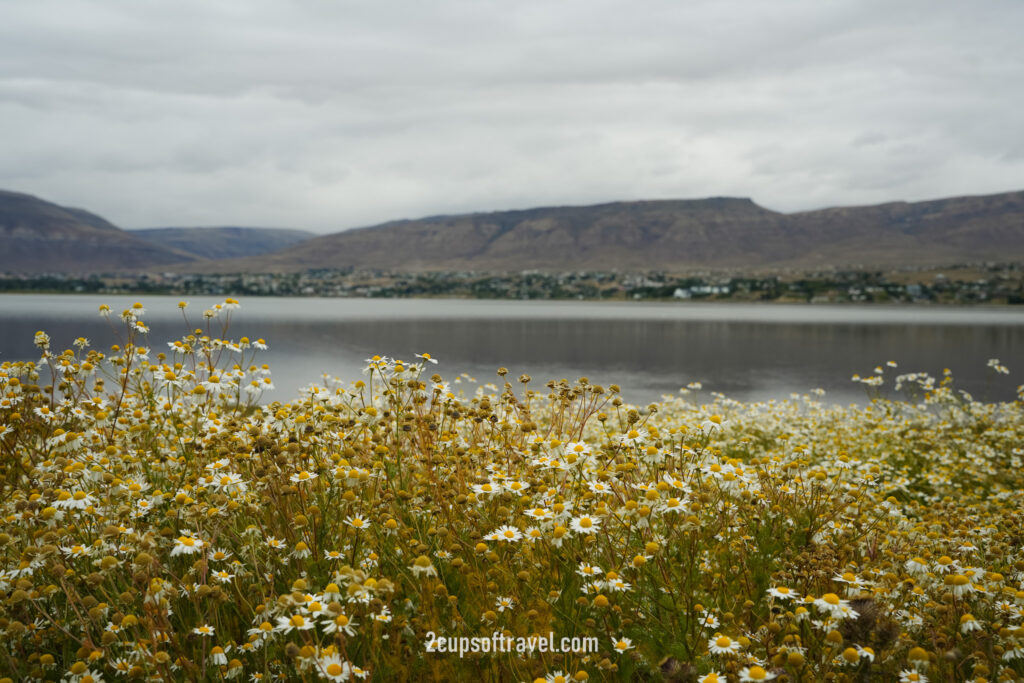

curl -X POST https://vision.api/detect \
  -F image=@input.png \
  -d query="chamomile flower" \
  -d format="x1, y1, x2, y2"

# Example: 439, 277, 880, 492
565, 441, 592, 458
487, 525, 523, 543
504, 480, 530, 494
612, 636, 634, 653
70, 668, 105, 683
290, 470, 318, 484
904, 557, 929, 575
276, 613, 316, 633
945, 574, 973, 597
524, 507, 554, 522
316, 654, 351, 682
764, 585, 795, 602
109, 659, 133, 675
569, 515, 601, 535
814, 593, 855, 619
247, 621, 275, 642
344, 516, 370, 530
53, 489, 96, 510
696, 610, 720, 631
708, 634, 741, 655
619, 428, 648, 446
212, 570, 235, 583
959, 614, 982, 633
471, 482, 500, 496
62, 544, 90, 558
209, 646, 229, 665
987, 358, 1009, 374
855, 645, 875, 663
702, 414, 727, 431
495, 596, 516, 612
410, 555, 437, 577
212, 472, 247, 493
661, 497, 685, 514
212, 547, 235, 564
738, 666, 776, 681
322, 612, 357, 636
606, 578, 631, 592
171, 534, 205, 557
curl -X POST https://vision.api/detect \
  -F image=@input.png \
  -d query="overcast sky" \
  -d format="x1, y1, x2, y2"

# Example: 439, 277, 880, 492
2, 1, 1023, 233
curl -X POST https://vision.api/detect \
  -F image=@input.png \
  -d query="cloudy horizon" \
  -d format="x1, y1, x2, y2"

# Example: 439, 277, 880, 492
3, 0, 1023, 233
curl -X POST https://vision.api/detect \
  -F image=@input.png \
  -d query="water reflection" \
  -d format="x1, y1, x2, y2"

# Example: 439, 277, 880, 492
1, 295, 1022, 405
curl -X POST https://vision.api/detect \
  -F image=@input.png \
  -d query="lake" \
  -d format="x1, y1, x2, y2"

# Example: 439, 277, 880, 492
1, 294, 1022, 405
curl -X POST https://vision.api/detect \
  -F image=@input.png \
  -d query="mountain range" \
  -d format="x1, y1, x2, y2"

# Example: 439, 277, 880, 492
0, 189, 196, 272
0, 189, 312, 273
2, 187, 1023, 274
129, 226, 314, 261
183, 190, 1024, 272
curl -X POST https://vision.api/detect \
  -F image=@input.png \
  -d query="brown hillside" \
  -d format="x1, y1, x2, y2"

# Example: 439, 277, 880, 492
0, 190, 197, 273
130, 226, 316, 261
188, 190, 1024, 273
5, 188, 1023, 274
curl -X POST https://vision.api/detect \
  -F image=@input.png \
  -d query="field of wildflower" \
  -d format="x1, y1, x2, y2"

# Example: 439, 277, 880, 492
2, 299, 1024, 683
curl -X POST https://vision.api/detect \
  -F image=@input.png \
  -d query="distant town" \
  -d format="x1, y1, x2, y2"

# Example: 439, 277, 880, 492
2, 262, 1023, 304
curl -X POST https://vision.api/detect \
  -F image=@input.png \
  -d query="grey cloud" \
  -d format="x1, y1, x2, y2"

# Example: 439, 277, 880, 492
1, 0, 1023, 231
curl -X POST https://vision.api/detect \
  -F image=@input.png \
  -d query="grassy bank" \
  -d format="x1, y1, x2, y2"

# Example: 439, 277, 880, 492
1, 300, 1023, 682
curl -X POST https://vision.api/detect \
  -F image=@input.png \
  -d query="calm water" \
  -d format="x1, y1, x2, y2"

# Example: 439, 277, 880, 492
1, 294, 1022, 405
